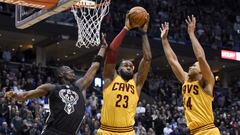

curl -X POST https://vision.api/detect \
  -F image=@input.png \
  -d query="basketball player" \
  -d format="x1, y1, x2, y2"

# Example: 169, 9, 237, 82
5, 35, 108, 135
160, 15, 220, 135
97, 14, 152, 135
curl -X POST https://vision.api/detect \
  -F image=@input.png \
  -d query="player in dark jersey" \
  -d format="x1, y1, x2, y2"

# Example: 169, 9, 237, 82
5, 35, 108, 135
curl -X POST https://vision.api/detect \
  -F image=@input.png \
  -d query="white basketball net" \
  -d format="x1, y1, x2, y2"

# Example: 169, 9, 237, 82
71, 0, 110, 48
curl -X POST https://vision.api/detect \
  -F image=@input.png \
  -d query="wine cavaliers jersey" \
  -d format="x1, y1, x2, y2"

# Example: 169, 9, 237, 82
100, 75, 139, 132
182, 80, 219, 134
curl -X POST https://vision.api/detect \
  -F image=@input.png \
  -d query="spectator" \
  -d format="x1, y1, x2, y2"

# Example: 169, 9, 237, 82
2, 48, 11, 62
147, 128, 156, 135
11, 111, 23, 135
163, 123, 173, 135
29, 123, 41, 135
89, 91, 98, 115
0, 98, 8, 123
136, 122, 147, 135
0, 121, 11, 135
234, 16, 240, 34
136, 101, 146, 116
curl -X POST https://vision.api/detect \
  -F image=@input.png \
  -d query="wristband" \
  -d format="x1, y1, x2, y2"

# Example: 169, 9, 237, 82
101, 44, 108, 49
139, 31, 147, 35
92, 55, 103, 63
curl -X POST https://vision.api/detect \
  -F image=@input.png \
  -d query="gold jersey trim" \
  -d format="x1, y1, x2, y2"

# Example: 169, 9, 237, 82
100, 124, 134, 133
190, 123, 215, 134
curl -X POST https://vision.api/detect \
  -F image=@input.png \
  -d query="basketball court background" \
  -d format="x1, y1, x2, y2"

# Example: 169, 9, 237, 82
0, 0, 239, 135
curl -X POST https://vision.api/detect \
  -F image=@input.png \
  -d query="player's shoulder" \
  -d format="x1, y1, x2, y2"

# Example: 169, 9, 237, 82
39, 83, 56, 89
103, 74, 119, 89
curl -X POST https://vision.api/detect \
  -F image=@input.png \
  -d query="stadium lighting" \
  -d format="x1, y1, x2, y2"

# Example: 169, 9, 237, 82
221, 50, 240, 61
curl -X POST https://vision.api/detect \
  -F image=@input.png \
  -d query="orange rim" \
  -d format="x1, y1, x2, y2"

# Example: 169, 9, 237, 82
73, 0, 111, 8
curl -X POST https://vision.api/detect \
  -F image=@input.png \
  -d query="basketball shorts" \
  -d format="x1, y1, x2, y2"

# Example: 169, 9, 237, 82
192, 127, 220, 135
41, 127, 74, 135
97, 128, 135, 135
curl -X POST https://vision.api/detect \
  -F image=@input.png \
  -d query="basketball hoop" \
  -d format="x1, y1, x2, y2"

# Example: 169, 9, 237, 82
71, 0, 111, 48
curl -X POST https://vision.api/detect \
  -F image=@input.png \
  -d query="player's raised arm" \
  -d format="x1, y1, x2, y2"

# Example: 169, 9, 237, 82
135, 15, 152, 95
186, 15, 215, 89
5, 83, 55, 101
76, 33, 108, 90
103, 14, 135, 87
160, 22, 187, 83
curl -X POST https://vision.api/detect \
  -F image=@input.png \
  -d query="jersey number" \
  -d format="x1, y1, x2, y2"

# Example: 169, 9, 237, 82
184, 97, 192, 110
115, 94, 129, 108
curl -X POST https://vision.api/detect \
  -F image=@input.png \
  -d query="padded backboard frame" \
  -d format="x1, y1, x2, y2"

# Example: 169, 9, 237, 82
15, 0, 78, 29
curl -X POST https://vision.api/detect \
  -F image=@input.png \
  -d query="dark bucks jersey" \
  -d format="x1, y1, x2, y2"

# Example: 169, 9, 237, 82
44, 84, 85, 135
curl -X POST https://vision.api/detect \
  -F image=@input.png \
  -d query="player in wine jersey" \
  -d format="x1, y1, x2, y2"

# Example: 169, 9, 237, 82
5, 35, 108, 135
97, 14, 152, 135
160, 15, 220, 135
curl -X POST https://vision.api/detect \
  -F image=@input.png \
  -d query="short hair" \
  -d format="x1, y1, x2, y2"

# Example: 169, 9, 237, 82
119, 59, 134, 67
118, 59, 135, 72
56, 66, 67, 78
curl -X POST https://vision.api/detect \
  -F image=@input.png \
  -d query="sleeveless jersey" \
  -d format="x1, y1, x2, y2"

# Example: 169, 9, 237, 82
44, 84, 85, 135
100, 75, 139, 128
182, 80, 215, 130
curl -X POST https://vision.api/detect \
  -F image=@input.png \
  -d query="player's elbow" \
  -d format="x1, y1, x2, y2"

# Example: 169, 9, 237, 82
196, 55, 206, 62
195, 51, 206, 60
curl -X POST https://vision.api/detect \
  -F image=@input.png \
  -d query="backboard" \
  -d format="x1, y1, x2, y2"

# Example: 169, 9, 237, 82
13, 0, 79, 29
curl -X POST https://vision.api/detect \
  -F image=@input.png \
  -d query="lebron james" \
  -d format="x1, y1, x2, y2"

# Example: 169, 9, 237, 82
97, 14, 152, 135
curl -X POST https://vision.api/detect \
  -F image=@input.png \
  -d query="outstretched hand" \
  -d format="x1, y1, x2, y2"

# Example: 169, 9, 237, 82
185, 15, 196, 34
160, 22, 169, 39
5, 91, 19, 101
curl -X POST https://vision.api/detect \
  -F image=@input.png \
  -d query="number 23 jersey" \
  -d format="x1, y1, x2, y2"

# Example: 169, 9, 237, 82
100, 75, 139, 127
182, 80, 215, 130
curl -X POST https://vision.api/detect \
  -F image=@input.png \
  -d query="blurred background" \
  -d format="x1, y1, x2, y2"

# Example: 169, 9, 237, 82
0, 0, 240, 135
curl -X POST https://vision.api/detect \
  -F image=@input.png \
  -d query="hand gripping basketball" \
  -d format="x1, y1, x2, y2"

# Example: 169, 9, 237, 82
128, 6, 149, 28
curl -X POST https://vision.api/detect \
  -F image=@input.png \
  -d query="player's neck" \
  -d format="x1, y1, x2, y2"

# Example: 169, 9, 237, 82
188, 74, 201, 82
119, 73, 132, 81
60, 79, 71, 85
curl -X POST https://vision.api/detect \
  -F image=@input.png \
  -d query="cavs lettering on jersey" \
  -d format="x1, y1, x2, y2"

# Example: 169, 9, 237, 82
100, 75, 139, 132
182, 80, 216, 134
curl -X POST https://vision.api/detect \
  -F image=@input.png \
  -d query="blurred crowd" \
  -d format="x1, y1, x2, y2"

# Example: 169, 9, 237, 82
0, 0, 240, 51
103, 0, 240, 51
0, 62, 54, 135
0, 47, 35, 64
0, 60, 239, 135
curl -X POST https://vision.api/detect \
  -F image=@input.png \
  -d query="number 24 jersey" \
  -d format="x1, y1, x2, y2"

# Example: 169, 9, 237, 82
182, 80, 215, 130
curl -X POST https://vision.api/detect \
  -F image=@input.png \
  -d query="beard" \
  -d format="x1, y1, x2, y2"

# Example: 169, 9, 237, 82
119, 69, 133, 81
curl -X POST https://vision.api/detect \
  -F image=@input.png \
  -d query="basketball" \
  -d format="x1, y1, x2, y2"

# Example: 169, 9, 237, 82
128, 6, 148, 28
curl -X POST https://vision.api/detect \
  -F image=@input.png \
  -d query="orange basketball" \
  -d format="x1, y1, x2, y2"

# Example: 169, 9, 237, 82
128, 6, 148, 28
